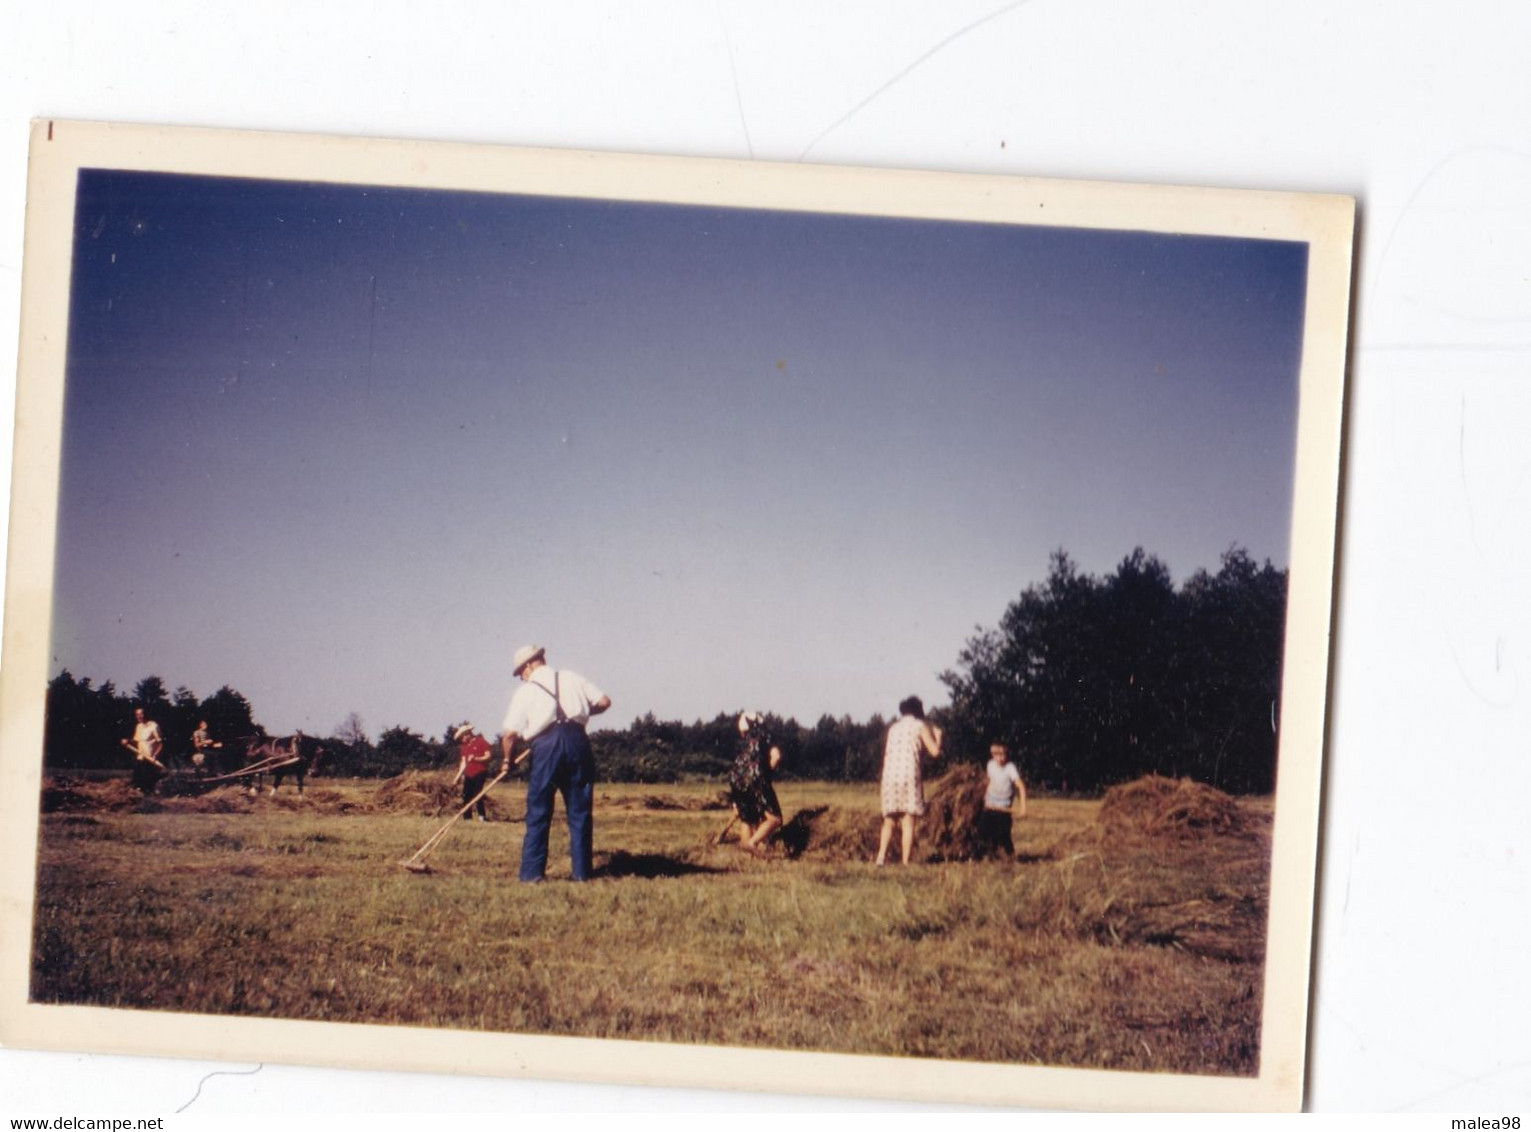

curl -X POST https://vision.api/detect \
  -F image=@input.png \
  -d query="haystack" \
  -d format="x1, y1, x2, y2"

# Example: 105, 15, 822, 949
778, 806, 879, 861
775, 765, 992, 863
372, 770, 514, 819
373, 770, 464, 815
917, 763, 991, 861
1097, 774, 1245, 840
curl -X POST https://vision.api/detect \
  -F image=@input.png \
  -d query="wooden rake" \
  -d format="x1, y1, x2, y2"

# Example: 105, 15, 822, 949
399, 757, 522, 874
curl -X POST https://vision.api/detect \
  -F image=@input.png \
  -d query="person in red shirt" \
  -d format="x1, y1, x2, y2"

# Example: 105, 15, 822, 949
451, 723, 494, 822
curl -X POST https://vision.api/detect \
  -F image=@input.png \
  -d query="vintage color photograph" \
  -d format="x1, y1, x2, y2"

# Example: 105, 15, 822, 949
0, 122, 1351, 1111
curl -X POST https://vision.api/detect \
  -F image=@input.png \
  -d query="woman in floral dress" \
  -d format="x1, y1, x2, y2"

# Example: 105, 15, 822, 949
728, 710, 783, 857
877, 696, 943, 865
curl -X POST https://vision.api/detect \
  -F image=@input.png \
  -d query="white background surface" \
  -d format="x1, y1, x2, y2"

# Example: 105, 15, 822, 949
2, 1, 1529, 1115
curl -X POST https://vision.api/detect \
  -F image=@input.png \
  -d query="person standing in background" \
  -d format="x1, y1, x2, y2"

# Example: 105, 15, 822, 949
451, 723, 495, 822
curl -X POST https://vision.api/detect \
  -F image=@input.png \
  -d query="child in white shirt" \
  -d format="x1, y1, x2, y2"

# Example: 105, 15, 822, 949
979, 743, 1026, 859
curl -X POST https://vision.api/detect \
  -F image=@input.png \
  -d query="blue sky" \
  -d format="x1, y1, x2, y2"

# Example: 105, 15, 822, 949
49, 170, 1308, 738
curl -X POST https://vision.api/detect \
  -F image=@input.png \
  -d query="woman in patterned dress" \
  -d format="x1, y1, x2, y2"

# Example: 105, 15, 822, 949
876, 696, 943, 866
728, 710, 783, 857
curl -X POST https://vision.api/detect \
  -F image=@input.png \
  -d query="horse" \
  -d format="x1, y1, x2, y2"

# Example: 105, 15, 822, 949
239, 733, 326, 796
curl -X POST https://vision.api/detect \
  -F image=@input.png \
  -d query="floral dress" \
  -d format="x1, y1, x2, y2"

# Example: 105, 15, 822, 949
729, 725, 782, 826
880, 715, 927, 816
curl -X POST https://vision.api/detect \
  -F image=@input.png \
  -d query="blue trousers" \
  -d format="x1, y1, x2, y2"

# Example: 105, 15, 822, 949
519, 722, 595, 882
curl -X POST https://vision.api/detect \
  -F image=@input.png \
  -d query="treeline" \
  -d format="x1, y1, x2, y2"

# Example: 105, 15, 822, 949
44, 544, 1286, 794
589, 711, 892, 784
939, 547, 1287, 794
316, 711, 892, 784
39, 671, 894, 785
40, 677, 472, 780
326, 715, 461, 779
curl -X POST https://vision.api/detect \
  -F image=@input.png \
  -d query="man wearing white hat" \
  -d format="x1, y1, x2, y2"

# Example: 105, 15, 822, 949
500, 645, 611, 882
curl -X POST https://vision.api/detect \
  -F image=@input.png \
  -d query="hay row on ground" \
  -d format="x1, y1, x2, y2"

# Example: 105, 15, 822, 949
1022, 856, 1268, 964
42, 770, 1255, 852
601, 792, 731, 812
40, 771, 517, 819
40, 778, 142, 813
1115, 896, 1268, 963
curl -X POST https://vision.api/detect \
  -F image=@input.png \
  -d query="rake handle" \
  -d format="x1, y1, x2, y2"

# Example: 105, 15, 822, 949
403, 767, 511, 867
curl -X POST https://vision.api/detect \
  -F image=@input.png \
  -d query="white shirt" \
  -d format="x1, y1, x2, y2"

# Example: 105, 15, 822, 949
502, 667, 606, 741
985, 759, 1022, 809
133, 720, 163, 759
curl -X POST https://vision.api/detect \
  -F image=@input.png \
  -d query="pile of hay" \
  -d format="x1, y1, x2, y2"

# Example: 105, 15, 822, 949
40, 777, 143, 813
372, 770, 514, 820
1096, 775, 1246, 840
775, 766, 992, 862
918, 763, 991, 861
373, 770, 464, 815
778, 806, 879, 861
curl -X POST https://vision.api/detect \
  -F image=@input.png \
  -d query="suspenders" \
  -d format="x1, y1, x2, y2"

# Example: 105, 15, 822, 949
531, 671, 571, 725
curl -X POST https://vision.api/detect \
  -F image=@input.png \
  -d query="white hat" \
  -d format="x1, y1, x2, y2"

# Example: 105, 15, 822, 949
512, 644, 546, 676
452, 723, 474, 741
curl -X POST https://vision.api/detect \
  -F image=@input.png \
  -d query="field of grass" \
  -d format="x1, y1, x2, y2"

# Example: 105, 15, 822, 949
31, 778, 1271, 1075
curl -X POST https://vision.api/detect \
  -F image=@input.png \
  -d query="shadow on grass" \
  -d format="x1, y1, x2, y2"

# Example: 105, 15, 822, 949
595, 851, 723, 879
956, 849, 1056, 865
778, 806, 830, 859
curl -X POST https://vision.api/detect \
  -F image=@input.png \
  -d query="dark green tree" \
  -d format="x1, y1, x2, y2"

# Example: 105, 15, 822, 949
197, 686, 260, 745
44, 671, 130, 768
323, 713, 374, 778
940, 547, 1286, 795
374, 725, 431, 777
165, 686, 202, 763
132, 675, 170, 711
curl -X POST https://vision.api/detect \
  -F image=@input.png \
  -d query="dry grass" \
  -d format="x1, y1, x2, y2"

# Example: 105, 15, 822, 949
29, 776, 1272, 1076
602, 791, 731, 812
